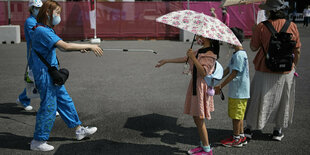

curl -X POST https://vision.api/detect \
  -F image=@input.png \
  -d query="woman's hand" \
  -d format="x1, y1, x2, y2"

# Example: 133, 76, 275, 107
186, 49, 195, 60
155, 60, 166, 68
89, 44, 103, 57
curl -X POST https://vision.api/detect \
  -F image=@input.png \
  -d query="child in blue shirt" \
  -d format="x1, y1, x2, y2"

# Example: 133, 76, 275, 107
215, 27, 250, 147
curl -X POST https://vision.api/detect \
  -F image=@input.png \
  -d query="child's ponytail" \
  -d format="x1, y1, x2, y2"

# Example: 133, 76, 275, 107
211, 39, 220, 59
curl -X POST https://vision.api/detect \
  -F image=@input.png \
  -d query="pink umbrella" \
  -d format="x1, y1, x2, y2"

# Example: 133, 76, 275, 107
156, 10, 242, 47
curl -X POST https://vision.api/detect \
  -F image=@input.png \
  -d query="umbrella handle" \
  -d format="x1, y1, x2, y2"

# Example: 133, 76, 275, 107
186, 34, 196, 64
190, 34, 196, 49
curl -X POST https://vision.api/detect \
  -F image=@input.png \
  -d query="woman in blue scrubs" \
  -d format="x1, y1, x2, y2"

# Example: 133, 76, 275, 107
29, 0, 103, 151
17, 0, 43, 111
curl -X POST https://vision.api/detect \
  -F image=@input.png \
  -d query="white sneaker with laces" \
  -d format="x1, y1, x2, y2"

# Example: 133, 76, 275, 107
76, 126, 97, 140
16, 99, 33, 111
30, 140, 54, 151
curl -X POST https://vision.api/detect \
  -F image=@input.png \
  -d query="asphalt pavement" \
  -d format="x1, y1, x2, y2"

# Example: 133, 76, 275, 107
0, 24, 309, 155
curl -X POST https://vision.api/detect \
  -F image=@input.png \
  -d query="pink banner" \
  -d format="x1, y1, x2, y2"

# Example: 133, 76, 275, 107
0, 1, 258, 40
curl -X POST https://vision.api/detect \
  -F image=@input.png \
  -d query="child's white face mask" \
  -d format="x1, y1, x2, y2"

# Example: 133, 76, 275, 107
197, 38, 204, 46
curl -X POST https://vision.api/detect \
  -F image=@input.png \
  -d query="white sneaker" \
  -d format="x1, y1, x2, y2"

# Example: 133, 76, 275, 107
30, 140, 54, 151
16, 99, 33, 111
24, 105, 33, 111
76, 126, 97, 140
56, 111, 59, 117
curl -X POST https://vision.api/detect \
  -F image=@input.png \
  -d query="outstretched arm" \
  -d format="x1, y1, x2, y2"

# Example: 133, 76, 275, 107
55, 40, 103, 57
155, 57, 187, 68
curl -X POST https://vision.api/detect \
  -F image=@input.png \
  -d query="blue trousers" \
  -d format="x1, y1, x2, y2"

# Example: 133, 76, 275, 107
33, 69, 82, 141
18, 88, 30, 107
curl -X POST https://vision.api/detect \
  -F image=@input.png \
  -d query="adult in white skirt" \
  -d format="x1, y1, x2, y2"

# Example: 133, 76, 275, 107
244, 0, 301, 141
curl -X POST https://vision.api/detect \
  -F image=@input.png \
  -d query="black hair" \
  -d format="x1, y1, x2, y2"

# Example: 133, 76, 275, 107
230, 27, 244, 44
210, 39, 220, 59
269, 9, 287, 20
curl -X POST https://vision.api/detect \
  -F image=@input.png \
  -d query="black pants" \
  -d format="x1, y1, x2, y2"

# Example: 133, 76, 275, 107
304, 17, 309, 27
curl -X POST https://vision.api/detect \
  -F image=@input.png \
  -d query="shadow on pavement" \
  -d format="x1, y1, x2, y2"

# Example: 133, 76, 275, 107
55, 139, 186, 155
0, 103, 36, 116
251, 130, 273, 141
123, 113, 232, 147
0, 132, 75, 151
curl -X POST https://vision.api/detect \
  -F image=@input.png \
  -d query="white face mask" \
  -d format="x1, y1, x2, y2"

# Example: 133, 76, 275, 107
52, 14, 61, 26
32, 8, 39, 17
197, 38, 204, 46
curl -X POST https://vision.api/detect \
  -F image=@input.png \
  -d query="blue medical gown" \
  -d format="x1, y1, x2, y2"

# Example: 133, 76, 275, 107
24, 15, 36, 67
18, 15, 37, 107
30, 25, 81, 141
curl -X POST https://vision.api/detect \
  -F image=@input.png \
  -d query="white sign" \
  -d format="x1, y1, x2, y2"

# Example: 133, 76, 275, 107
257, 10, 267, 24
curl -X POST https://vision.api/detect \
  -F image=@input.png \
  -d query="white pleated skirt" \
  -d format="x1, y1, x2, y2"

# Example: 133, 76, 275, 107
245, 69, 295, 130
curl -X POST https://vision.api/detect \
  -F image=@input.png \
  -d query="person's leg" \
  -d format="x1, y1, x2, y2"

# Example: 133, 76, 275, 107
221, 118, 243, 147
194, 116, 209, 146
18, 88, 31, 108
56, 85, 97, 140
239, 120, 247, 145
273, 70, 294, 141
233, 119, 241, 136
56, 85, 81, 128
240, 120, 244, 134
193, 116, 212, 153
31, 71, 56, 151
222, 98, 246, 147
33, 88, 57, 141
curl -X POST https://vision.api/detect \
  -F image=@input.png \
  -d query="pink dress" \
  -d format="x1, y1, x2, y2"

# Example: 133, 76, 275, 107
184, 51, 217, 120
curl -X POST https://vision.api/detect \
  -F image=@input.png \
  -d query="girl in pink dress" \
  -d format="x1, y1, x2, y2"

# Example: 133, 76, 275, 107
156, 35, 219, 155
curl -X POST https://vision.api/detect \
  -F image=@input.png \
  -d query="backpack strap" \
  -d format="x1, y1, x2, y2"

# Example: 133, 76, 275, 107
280, 20, 291, 33
32, 24, 45, 31
263, 20, 277, 37
263, 20, 291, 35
33, 50, 53, 70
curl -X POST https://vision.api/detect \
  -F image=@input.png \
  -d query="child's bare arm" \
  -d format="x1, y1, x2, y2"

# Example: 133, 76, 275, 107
215, 70, 238, 94
155, 57, 187, 68
187, 49, 207, 77
223, 67, 230, 78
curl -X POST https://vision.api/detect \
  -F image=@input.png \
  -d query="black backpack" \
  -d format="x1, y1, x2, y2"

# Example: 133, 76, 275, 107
262, 20, 296, 72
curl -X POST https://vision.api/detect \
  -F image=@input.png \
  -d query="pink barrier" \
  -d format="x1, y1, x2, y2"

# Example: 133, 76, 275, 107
0, 1, 258, 40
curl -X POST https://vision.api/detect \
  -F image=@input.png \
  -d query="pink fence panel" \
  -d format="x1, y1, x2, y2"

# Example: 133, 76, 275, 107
0, 1, 258, 40
95, 2, 183, 38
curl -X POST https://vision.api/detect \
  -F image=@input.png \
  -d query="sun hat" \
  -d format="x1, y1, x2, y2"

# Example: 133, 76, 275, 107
259, 0, 286, 11
29, 0, 43, 7
204, 61, 223, 87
